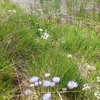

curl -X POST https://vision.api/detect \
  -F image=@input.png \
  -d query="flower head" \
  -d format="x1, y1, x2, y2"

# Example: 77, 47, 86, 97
25, 89, 32, 95
43, 80, 51, 87
42, 92, 51, 100
52, 77, 60, 83
38, 28, 43, 32
41, 32, 50, 39
29, 76, 39, 83
67, 81, 78, 89
44, 73, 51, 78
30, 84, 34, 87
34, 81, 42, 86
67, 54, 72, 58
50, 82, 55, 87
94, 91, 100, 99
82, 83, 90, 90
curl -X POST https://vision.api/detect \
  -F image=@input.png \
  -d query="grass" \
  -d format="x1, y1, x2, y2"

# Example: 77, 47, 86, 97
0, 0, 100, 100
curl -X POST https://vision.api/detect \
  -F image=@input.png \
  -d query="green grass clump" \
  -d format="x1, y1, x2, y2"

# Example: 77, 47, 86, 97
0, 0, 100, 99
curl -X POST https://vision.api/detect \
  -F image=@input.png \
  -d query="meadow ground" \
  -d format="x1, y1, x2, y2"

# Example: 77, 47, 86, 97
0, 0, 100, 100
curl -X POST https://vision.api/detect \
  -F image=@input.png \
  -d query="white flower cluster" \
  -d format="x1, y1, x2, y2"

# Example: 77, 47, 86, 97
82, 83, 90, 90
38, 28, 50, 40
67, 54, 72, 58
94, 91, 100, 99
41, 32, 50, 40
96, 76, 100, 82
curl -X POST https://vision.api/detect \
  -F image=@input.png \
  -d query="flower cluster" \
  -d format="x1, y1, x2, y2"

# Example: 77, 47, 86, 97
94, 91, 100, 99
43, 80, 55, 87
67, 54, 72, 58
82, 83, 90, 90
96, 76, 100, 82
41, 32, 50, 40
25, 73, 60, 100
25, 73, 80, 100
38, 28, 50, 39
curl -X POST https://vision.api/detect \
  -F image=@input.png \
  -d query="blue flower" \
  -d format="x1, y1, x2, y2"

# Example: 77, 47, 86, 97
29, 76, 39, 83
25, 89, 32, 95
52, 77, 60, 83
67, 81, 78, 89
42, 92, 51, 100
43, 80, 51, 87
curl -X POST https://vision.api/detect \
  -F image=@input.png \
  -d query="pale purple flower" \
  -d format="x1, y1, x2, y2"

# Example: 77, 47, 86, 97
41, 32, 50, 39
52, 77, 60, 83
50, 82, 55, 87
29, 76, 39, 83
30, 84, 34, 87
67, 81, 78, 89
43, 80, 51, 87
44, 73, 51, 77
42, 92, 51, 100
34, 81, 42, 86
25, 89, 32, 95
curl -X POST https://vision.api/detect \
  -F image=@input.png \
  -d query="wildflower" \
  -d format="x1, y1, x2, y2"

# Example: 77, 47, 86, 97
8, 10, 16, 13
43, 80, 51, 87
30, 84, 34, 87
50, 82, 55, 87
41, 32, 50, 39
38, 28, 43, 32
42, 92, 51, 100
67, 54, 72, 58
12, 10, 16, 13
96, 76, 100, 82
29, 76, 39, 83
44, 73, 51, 78
82, 83, 90, 90
62, 88, 67, 91
52, 77, 60, 83
67, 81, 78, 89
25, 89, 32, 95
34, 81, 42, 86
94, 91, 100, 99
